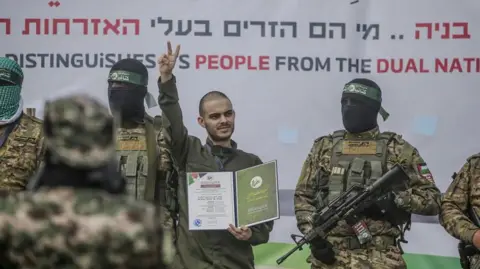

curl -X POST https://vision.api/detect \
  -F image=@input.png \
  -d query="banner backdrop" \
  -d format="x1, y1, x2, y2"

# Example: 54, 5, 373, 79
2, 0, 478, 268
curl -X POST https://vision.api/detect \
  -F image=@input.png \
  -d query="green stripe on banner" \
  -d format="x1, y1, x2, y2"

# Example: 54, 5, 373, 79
253, 243, 461, 269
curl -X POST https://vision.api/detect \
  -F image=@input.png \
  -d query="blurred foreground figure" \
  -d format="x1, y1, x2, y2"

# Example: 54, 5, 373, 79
0, 57, 45, 192
0, 94, 173, 269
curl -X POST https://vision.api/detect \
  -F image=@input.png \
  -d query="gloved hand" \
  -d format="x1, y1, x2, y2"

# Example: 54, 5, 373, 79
362, 192, 396, 219
310, 237, 336, 265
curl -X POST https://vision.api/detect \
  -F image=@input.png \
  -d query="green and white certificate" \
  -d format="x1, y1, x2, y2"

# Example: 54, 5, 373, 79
187, 160, 279, 230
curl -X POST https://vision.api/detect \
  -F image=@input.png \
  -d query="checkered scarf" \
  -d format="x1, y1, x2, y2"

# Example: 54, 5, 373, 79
0, 57, 23, 123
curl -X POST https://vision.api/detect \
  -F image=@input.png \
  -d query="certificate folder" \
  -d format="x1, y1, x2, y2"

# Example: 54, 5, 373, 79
187, 160, 280, 230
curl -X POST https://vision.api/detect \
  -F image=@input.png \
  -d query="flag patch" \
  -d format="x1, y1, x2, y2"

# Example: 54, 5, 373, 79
417, 163, 434, 182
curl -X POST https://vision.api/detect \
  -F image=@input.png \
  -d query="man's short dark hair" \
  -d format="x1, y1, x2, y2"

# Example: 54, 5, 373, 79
198, 91, 231, 116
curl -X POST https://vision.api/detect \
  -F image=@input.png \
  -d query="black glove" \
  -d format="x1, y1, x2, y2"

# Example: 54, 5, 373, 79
310, 237, 336, 265
363, 192, 396, 220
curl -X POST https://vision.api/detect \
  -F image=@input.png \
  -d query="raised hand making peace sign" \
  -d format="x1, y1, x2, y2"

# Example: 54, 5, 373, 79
158, 41, 181, 80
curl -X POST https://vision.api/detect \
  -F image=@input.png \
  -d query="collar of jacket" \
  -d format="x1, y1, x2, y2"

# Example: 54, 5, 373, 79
205, 138, 237, 157
344, 126, 380, 140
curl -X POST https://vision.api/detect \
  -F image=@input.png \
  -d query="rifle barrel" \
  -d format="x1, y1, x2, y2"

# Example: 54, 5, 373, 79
276, 238, 307, 265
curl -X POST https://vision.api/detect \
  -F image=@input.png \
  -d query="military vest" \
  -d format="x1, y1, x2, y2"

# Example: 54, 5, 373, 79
327, 129, 395, 202
116, 124, 152, 200
116, 117, 172, 202
0, 114, 43, 191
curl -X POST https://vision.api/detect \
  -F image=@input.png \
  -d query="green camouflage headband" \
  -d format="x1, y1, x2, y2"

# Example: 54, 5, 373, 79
343, 83, 389, 121
108, 70, 147, 86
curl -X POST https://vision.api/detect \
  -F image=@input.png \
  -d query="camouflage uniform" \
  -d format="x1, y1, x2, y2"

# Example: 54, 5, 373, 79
0, 188, 174, 269
0, 94, 174, 269
440, 154, 480, 269
0, 57, 45, 192
0, 113, 44, 191
295, 127, 441, 269
107, 59, 176, 236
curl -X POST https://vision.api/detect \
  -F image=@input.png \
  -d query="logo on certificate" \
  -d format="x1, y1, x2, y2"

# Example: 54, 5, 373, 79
250, 176, 263, 189
193, 219, 202, 227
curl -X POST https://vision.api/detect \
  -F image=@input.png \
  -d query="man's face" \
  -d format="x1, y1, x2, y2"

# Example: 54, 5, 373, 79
198, 98, 235, 142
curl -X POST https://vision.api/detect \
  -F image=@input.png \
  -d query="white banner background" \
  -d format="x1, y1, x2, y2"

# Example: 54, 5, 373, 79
3, 0, 477, 267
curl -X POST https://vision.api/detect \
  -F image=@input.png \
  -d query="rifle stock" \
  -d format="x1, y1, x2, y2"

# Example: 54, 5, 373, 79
276, 164, 408, 265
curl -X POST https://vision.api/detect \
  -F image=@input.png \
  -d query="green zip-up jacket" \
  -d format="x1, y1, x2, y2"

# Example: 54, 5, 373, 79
158, 75, 274, 269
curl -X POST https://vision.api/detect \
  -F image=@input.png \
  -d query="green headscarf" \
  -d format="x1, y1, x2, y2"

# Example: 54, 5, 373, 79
0, 57, 23, 121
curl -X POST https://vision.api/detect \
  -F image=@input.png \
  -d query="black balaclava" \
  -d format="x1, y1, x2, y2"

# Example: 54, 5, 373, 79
341, 78, 389, 133
108, 59, 149, 123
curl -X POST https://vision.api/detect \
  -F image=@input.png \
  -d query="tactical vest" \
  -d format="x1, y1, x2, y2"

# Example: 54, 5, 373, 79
116, 117, 172, 203
0, 114, 43, 191
117, 124, 157, 201
327, 130, 394, 202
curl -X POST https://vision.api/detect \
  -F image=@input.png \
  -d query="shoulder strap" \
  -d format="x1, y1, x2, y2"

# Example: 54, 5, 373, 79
20, 115, 42, 139
379, 131, 396, 141
378, 131, 415, 161
144, 120, 158, 202
332, 129, 345, 145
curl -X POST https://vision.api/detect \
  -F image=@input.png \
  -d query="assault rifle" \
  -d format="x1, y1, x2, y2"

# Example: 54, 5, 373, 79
276, 164, 408, 265
456, 174, 480, 269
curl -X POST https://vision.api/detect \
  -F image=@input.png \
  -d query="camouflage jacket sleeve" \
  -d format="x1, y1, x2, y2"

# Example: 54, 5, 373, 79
294, 136, 330, 234
157, 75, 189, 167
35, 135, 46, 168
388, 135, 441, 216
247, 155, 274, 246
439, 156, 480, 243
